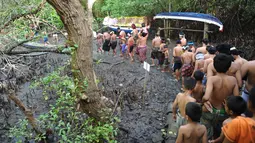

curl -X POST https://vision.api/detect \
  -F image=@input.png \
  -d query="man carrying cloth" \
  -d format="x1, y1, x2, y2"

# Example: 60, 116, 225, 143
201, 53, 239, 140
137, 29, 148, 63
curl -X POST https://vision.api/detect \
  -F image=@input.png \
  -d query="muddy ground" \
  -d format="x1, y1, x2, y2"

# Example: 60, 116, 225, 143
0, 38, 181, 143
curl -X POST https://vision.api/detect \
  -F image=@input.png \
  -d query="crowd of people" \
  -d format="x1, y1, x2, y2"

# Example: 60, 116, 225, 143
96, 24, 255, 143
171, 37, 255, 142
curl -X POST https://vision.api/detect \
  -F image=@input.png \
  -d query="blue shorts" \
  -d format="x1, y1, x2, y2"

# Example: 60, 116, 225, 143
121, 44, 127, 53
44, 36, 48, 43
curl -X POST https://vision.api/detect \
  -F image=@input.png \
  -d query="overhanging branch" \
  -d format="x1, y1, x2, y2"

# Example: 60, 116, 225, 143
0, 0, 46, 31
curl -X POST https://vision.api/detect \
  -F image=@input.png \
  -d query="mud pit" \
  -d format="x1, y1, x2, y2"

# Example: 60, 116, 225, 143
0, 40, 180, 143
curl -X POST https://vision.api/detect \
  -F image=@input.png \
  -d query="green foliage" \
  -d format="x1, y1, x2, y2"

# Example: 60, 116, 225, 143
10, 67, 118, 143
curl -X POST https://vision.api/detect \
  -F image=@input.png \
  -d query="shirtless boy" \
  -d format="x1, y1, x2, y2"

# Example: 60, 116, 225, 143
193, 70, 205, 103
201, 53, 239, 139
196, 39, 209, 54
151, 34, 161, 66
110, 31, 117, 56
173, 40, 183, 81
188, 42, 196, 53
209, 96, 247, 143
230, 47, 247, 67
241, 60, 255, 117
96, 33, 103, 53
176, 102, 207, 143
172, 77, 196, 129
127, 33, 135, 62
161, 45, 170, 72
222, 87, 255, 143
119, 30, 126, 57
131, 24, 138, 44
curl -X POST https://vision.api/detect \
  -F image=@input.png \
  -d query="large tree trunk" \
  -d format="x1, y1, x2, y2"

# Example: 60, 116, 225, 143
46, 0, 113, 120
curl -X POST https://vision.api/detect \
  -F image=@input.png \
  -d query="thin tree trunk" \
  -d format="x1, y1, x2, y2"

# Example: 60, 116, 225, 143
46, 0, 113, 120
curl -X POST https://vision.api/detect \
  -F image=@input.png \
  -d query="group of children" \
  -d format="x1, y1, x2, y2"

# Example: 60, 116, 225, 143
171, 37, 255, 142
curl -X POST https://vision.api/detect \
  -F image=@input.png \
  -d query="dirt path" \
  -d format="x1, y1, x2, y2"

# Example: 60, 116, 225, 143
93, 39, 180, 143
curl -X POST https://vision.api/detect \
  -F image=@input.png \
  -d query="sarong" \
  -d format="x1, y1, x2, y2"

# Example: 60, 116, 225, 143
137, 46, 147, 63
121, 44, 127, 53
163, 58, 170, 67
103, 39, 110, 51
176, 111, 187, 129
151, 47, 159, 59
200, 106, 228, 139
111, 40, 117, 50
181, 64, 194, 77
158, 51, 165, 65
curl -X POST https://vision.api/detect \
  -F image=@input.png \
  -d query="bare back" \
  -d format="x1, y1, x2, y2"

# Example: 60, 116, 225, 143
111, 34, 117, 40
182, 52, 193, 64
204, 74, 239, 109
177, 123, 207, 143
196, 46, 207, 54
235, 56, 248, 67
193, 83, 204, 103
173, 45, 183, 57
128, 37, 134, 46
203, 58, 214, 73
175, 93, 196, 117
241, 61, 255, 91
138, 34, 148, 47
152, 37, 161, 48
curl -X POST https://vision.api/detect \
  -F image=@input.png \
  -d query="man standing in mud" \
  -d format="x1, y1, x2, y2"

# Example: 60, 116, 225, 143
110, 31, 117, 56
181, 46, 194, 88
102, 31, 111, 54
137, 29, 149, 63
151, 34, 161, 66
173, 40, 183, 81
127, 33, 135, 62
201, 53, 239, 140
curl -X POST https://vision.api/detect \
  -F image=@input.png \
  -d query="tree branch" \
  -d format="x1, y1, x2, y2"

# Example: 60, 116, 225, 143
8, 91, 41, 134
0, 0, 46, 31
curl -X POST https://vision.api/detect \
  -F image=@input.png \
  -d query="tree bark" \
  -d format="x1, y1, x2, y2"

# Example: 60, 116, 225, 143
46, 0, 113, 120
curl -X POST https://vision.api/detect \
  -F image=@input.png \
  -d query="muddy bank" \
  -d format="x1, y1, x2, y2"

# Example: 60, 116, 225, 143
93, 40, 180, 143
0, 51, 70, 142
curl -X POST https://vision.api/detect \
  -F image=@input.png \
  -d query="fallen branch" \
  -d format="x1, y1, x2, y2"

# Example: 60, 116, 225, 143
0, 0, 46, 31
109, 61, 124, 70
4, 48, 69, 55
8, 91, 41, 134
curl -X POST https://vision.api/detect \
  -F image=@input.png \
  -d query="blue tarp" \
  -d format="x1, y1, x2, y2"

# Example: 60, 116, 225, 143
154, 12, 223, 31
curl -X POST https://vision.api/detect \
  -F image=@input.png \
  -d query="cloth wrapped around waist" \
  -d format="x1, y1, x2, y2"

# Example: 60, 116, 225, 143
181, 64, 194, 77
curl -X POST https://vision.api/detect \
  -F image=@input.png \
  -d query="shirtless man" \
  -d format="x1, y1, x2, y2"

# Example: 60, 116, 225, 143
96, 33, 103, 53
203, 46, 216, 74
230, 47, 248, 67
102, 32, 111, 54
131, 24, 138, 44
110, 31, 117, 56
157, 39, 166, 70
127, 33, 135, 62
173, 40, 183, 81
151, 34, 161, 66
137, 30, 149, 63
181, 46, 194, 87
176, 102, 207, 143
179, 32, 187, 46
241, 60, 255, 117
201, 53, 239, 140
172, 77, 196, 129
192, 52, 205, 76
196, 39, 209, 54
193, 70, 205, 103
207, 44, 242, 88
